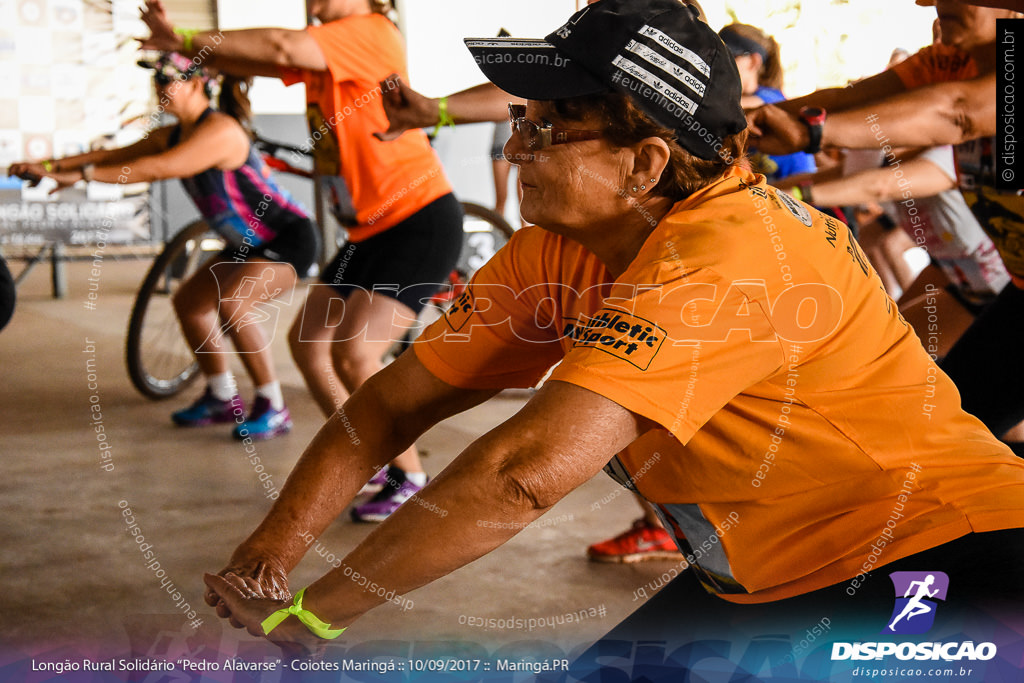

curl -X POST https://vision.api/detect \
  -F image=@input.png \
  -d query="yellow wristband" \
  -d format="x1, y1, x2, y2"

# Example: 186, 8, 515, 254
42, 161, 53, 172
174, 28, 199, 52
432, 96, 456, 136
261, 587, 346, 640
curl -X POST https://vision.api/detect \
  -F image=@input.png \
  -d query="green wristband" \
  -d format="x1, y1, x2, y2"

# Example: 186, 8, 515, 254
432, 96, 456, 136
42, 161, 53, 172
174, 28, 199, 52
261, 587, 346, 640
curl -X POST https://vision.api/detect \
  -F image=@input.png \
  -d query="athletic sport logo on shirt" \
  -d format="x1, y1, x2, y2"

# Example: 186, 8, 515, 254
882, 571, 949, 635
562, 308, 665, 370
444, 288, 475, 333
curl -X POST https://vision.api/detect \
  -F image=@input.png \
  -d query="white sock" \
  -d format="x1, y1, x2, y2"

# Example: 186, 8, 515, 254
256, 381, 285, 411
404, 470, 427, 487
207, 372, 237, 401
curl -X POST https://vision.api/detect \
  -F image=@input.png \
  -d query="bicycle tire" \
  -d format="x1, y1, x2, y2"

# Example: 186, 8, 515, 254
125, 220, 224, 399
456, 202, 515, 278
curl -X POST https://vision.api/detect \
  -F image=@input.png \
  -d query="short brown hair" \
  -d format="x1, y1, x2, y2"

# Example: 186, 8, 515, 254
549, 92, 748, 202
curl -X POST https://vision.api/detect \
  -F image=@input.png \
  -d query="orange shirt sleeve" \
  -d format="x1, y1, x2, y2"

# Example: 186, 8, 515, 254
890, 43, 978, 89
307, 18, 406, 84
279, 17, 405, 89
414, 231, 565, 390
549, 264, 787, 443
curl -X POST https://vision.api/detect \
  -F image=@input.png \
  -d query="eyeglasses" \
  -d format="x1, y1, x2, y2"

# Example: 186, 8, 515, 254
507, 104, 603, 151
154, 69, 200, 87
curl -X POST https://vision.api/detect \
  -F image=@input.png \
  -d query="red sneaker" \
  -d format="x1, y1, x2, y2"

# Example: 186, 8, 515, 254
587, 519, 682, 563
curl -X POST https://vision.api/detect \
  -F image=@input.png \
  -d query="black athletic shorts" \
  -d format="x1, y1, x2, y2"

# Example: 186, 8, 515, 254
320, 193, 463, 314
218, 215, 321, 277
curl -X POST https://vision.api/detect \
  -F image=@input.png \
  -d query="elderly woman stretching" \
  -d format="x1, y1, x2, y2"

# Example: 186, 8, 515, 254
204, 0, 1024, 657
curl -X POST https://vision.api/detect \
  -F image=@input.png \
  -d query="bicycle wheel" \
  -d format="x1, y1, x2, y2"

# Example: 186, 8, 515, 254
126, 220, 225, 399
455, 201, 515, 281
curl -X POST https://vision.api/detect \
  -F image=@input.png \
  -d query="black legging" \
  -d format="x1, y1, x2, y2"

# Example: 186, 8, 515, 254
941, 283, 1024, 437
0, 255, 14, 332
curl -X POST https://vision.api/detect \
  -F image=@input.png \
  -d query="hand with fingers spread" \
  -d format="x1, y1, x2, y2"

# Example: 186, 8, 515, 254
745, 104, 810, 157
138, 0, 183, 53
203, 574, 330, 660
373, 73, 439, 142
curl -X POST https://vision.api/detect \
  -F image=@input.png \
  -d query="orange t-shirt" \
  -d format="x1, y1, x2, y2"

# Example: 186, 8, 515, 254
414, 167, 1024, 603
280, 15, 452, 241
890, 43, 979, 88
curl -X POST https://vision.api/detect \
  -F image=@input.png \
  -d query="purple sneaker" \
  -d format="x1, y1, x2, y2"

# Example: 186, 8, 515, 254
351, 467, 426, 522
172, 390, 244, 427
233, 397, 292, 441
358, 466, 391, 496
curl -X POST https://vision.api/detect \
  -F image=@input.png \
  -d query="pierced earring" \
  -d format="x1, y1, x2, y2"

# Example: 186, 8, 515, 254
640, 184, 646, 190
632, 185, 639, 192
650, 178, 658, 183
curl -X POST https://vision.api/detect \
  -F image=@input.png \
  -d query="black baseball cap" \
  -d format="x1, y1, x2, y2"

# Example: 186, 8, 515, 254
465, 0, 746, 160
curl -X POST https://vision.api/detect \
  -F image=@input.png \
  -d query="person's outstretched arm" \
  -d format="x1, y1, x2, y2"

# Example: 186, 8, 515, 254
205, 348, 502, 611
748, 72, 997, 155
8, 127, 174, 180
206, 354, 649, 656
16, 115, 248, 190
784, 153, 956, 207
375, 78, 520, 141
774, 68, 907, 115
138, 0, 327, 77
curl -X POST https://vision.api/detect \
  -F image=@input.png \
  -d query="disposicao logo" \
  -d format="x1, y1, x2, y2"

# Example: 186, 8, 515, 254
883, 571, 948, 635
831, 571, 997, 662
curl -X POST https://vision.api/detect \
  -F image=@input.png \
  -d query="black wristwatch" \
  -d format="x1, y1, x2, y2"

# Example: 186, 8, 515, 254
799, 107, 826, 155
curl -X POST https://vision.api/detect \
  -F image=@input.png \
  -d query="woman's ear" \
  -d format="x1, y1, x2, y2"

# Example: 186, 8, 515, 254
629, 137, 671, 193
749, 51, 764, 75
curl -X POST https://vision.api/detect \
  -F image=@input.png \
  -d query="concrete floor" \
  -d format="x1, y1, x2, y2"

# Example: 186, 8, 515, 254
0, 255, 675, 666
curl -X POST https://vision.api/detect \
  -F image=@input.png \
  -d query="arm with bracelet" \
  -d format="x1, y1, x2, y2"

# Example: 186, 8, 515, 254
140, 0, 521, 140
752, 73, 998, 157
139, 0, 328, 76
375, 79, 521, 141
787, 151, 956, 208
12, 117, 247, 192
204, 350, 645, 657
8, 128, 174, 185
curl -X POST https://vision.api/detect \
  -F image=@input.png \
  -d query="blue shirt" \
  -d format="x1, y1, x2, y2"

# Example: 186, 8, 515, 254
755, 86, 816, 180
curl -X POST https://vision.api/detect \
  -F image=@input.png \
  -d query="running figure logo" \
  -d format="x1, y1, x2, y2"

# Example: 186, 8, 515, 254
882, 571, 950, 635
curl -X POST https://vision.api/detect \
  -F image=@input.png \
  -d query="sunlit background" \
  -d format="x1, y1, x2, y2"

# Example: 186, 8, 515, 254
400, 0, 937, 99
